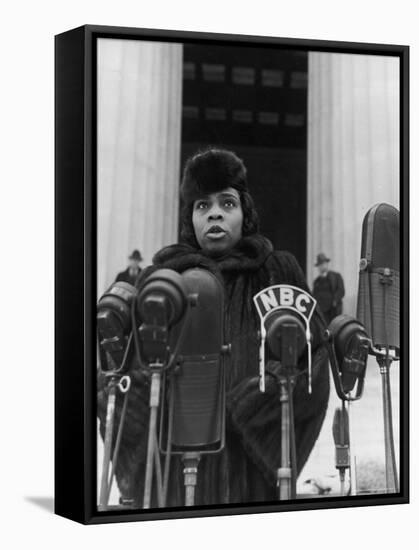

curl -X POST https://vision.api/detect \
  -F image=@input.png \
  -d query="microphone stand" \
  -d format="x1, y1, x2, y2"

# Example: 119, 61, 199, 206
275, 324, 299, 501
376, 351, 398, 493
332, 402, 350, 497
143, 363, 165, 509
99, 375, 117, 510
375, 268, 399, 493
135, 302, 177, 510
182, 452, 201, 506
277, 376, 295, 500
347, 399, 358, 496
98, 346, 132, 511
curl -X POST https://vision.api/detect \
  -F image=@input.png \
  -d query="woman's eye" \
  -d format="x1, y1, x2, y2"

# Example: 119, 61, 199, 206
196, 201, 208, 210
224, 200, 235, 208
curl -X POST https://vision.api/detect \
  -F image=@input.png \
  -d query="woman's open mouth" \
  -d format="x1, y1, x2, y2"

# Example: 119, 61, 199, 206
206, 225, 227, 239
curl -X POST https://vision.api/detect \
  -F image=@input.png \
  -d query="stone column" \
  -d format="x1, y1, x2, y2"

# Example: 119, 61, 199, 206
302, 53, 400, 486
307, 52, 399, 315
97, 38, 183, 295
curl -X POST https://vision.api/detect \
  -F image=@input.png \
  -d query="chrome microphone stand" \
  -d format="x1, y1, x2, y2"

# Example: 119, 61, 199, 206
97, 327, 133, 512
98, 374, 118, 510
376, 349, 399, 493
373, 267, 399, 493
277, 376, 295, 500
182, 452, 201, 506
273, 324, 300, 501
143, 363, 165, 509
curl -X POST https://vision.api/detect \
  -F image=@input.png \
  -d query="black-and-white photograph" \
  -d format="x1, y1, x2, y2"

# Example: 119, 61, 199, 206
95, 34, 403, 512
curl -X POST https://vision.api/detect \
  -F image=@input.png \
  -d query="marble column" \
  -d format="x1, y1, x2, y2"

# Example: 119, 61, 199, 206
97, 38, 183, 295
307, 52, 399, 315
302, 53, 400, 486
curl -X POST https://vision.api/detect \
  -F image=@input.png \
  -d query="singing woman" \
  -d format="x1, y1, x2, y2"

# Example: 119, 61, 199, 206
97, 148, 330, 506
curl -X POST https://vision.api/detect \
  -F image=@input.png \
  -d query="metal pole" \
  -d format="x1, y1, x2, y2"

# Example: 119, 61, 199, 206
347, 399, 357, 496
143, 371, 162, 509
99, 381, 117, 510
277, 378, 291, 500
105, 376, 131, 504
182, 452, 200, 507
378, 354, 398, 493
339, 472, 345, 497
333, 403, 350, 497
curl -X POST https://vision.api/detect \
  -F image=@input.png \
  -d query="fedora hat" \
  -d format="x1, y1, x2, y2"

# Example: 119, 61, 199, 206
129, 249, 142, 261
315, 252, 330, 266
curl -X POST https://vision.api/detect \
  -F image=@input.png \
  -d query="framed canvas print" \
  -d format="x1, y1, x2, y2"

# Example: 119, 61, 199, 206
55, 24, 409, 524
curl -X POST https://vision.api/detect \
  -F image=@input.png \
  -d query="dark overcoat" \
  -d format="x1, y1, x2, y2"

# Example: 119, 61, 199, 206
97, 235, 330, 507
312, 270, 345, 324
115, 267, 142, 286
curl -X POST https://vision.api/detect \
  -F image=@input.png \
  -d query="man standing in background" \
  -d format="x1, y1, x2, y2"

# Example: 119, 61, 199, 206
312, 252, 345, 324
115, 249, 143, 286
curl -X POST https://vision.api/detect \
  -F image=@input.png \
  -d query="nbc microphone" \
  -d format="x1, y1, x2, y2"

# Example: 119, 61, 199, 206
253, 285, 316, 500
253, 285, 316, 392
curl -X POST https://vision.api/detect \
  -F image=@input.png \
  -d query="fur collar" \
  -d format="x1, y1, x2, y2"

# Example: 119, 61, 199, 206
152, 234, 273, 274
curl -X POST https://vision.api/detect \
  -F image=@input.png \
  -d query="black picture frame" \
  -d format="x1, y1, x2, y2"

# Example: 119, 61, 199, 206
55, 24, 409, 525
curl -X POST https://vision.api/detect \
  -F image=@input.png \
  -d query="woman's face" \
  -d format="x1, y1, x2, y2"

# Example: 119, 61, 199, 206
192, 187, 243, 256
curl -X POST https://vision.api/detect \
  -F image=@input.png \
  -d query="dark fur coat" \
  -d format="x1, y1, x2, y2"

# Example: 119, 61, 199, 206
97, 235, 330, 507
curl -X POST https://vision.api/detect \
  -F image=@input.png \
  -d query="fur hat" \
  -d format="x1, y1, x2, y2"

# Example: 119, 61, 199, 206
181, 148, 248, 205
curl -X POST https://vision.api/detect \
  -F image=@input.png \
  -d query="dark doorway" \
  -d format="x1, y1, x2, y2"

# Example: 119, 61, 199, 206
180, 43, 308, 272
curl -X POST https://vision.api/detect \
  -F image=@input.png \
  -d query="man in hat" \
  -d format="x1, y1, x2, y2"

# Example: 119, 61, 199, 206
312, 252, 345, 324
115, 249, 143, 286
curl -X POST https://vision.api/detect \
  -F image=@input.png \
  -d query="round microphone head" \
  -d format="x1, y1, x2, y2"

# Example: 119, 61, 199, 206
328, 314, 368, 365
357, 203, 399, 351
97, 282, 137, 372
97, 281, 137, 334
137, 269, 187, 325
265, 310, 306, 360
360, 203, 399, 271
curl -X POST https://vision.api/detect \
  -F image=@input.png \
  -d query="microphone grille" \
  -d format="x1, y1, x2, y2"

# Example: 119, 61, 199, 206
360, 203, 399, 271
357, 203, 400, 351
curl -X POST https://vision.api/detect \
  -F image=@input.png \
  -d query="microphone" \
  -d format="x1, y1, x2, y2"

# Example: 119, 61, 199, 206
356, 203, 400, 493
136, 269, 187, 364
264, 310, 307, 370
327, 314, 369, 398
163, 268, 227, 452
253, 285, 316, 392
253, 285, 316, 500
97, 281, 137, 372
135, 269, 189, 509
356, 203, 400, 354
97, 281, 138, 509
